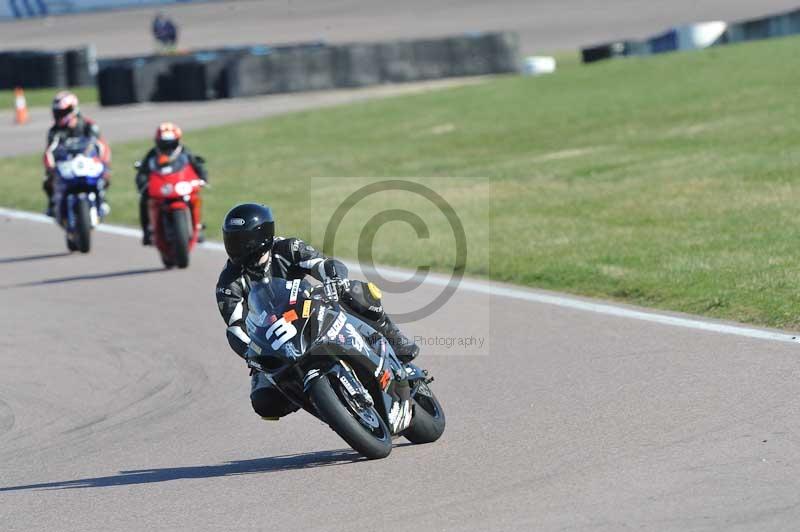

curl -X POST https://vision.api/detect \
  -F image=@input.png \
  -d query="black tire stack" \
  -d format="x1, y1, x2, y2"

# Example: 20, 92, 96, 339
96, 32, 522, 106
0, 46, 95, 89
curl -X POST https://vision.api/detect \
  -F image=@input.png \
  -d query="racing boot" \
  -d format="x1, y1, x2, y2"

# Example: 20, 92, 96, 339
197, 223, 206, 244
43, 174, 55, 217
376, 315, 419, 363
98, 191, 111, 218
139, 195, 152, 245
142, 229, 152, 246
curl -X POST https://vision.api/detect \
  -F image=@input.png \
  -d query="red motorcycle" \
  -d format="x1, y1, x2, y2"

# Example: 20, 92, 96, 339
140, 153, 205, 269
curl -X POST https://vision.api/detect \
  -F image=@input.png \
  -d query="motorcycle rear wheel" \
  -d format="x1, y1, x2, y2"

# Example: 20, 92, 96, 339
309, 375, 392, 459
160, 254, 175, 269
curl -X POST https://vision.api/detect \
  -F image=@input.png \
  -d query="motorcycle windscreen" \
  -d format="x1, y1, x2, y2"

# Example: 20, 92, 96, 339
148, 152, 189, 173
245, 277, 310, 363
55, 136, 105, 189
55, 136, 99, 159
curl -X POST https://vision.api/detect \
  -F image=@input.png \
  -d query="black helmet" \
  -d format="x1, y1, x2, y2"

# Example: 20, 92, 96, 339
222, 204, 275, 266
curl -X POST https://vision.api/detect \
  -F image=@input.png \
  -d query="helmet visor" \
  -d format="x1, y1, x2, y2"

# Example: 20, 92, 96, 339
53, 106, 74, 125
157, 138, 180, 155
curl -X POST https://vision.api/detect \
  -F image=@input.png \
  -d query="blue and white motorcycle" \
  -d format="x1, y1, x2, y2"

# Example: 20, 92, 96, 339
51, 137, 109, 253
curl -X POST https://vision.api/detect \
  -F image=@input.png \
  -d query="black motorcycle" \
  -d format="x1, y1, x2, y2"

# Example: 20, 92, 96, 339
244, 276, 445, 459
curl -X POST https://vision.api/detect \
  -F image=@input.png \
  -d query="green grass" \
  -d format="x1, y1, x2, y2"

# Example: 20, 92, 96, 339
2, 36, 800, 328
2, 86, 97, 108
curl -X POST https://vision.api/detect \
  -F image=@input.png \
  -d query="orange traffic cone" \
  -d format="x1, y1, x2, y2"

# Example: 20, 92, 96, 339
14, 87, 28, 125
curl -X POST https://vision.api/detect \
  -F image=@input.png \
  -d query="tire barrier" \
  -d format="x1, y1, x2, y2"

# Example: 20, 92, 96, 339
302, 46, 336, 91
0, 46, 95, 89
170, 57, 228, 101
97, 59, 157, 106
447, 35, 494, 77
581, 42, 626, 64
725, 9, 800, 43
378, 41, 419, 82
332, 43, 382, 88
65, 46, 97, 87
0, 50, 67, 89
97, 32, 521, 106
136, 56, 187, 103
484, 32, 521, 74
581, 41, 647, 63
411, 39, 453, 80
224, 52, 286, 98
97, 56, 190, 105
97, 63, 137, 106
582, 7, 800, 63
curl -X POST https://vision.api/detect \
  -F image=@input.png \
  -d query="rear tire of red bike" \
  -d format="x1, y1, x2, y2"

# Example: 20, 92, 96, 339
161, 253, 175, 269
172, 210, 191, 269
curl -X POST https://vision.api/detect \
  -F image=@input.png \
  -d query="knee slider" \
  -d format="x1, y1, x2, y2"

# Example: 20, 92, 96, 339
250, 387, 296, 418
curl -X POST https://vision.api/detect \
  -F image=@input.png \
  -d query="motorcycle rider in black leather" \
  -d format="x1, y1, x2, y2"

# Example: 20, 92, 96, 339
215, 203, 419, 420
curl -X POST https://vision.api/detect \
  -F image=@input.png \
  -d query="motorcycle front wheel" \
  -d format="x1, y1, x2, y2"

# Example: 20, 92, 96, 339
74, 198, 92, 253
171, 209, 191, 269
309, 374, 392, 460
403, 381, 445, 444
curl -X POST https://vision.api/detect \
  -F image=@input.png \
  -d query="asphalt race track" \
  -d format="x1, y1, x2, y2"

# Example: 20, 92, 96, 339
2, 213, 800, 531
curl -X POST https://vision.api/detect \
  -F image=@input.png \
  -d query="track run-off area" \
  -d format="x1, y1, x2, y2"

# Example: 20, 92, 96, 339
2, 211, 800, 531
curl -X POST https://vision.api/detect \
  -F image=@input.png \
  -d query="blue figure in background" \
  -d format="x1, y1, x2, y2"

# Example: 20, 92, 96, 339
152, 12, 178, 50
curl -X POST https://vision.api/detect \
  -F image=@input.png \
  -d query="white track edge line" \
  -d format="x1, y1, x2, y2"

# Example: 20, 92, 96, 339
2, 206, 798, 345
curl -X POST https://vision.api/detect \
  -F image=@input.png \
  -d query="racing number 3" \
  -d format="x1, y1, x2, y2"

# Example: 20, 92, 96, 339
265, 317, 297, 350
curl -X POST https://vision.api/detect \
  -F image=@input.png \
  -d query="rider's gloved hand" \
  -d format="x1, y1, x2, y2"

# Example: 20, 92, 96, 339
324, 277, 351, 301
322, 260, 350, 301
323, 278, 341, 302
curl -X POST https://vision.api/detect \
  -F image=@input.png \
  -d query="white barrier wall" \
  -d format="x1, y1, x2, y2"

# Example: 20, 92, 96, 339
676, 21, 727, 50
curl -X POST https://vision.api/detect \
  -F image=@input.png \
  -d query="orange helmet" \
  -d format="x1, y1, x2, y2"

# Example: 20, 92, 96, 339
52, 91, 79, 127
154, 122, 183, 163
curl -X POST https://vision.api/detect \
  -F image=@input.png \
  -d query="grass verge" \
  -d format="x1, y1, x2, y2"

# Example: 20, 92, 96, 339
2, 37, 799, 328
2, 86, 97, 109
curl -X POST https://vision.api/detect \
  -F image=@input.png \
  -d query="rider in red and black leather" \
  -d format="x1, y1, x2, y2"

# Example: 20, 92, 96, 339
135, 122, 207, 245
215, 203, 418, 419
